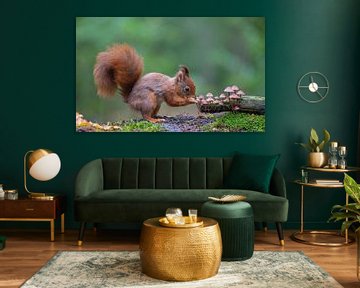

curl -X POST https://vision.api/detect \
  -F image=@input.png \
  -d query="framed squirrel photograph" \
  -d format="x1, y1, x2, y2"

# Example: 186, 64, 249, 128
76, 17, 265, 133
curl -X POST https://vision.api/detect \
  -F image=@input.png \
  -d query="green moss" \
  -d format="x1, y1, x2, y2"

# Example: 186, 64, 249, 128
202, 112, 265, 132
120, 120, 164, 132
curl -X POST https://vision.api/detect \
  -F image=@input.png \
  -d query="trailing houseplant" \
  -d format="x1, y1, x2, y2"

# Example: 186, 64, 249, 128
296, 128, 330, 167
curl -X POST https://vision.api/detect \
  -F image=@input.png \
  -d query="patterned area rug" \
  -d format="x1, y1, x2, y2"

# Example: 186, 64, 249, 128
21, 251, 342, 288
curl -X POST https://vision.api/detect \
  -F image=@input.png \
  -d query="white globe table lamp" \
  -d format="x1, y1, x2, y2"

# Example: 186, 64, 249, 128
24, 149, 61, 199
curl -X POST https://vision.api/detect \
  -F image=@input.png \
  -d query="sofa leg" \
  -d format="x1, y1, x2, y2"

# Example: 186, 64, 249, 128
77, 222, 86, 246
275, 222, 284, 246
262, 222, 268, 232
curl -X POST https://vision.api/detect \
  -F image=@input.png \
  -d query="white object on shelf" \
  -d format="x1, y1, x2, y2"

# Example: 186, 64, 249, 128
0, 184, 4, 199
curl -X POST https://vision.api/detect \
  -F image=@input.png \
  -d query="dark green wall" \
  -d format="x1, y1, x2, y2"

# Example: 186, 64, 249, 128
1, 0, 359, 230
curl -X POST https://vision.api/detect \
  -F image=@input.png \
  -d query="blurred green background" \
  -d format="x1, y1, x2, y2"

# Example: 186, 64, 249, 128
76, 17, 265, 122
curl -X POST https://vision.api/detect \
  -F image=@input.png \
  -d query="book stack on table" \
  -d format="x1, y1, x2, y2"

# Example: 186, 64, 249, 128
314, 179, 341, 185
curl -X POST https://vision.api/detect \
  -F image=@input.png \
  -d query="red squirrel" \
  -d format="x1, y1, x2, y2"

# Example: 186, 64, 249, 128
93, 44, 197, 123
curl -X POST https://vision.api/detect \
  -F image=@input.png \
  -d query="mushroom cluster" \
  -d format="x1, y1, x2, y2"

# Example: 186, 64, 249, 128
196, 85, 246, 113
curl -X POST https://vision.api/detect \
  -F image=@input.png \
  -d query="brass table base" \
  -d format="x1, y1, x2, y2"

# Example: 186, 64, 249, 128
291, 230, 355, 247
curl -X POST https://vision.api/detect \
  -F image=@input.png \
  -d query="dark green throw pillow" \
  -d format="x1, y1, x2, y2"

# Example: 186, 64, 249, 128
223, 153, 280, 193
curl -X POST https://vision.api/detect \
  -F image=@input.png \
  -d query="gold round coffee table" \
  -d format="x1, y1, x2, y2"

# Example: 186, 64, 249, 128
139, 217, 222, 281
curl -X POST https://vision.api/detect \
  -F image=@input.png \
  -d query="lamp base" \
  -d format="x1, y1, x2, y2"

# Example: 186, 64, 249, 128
28, 193, 55, 200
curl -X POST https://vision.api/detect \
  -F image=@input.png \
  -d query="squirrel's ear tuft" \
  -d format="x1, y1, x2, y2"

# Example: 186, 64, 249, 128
176, 65, 190, 82
179, 65, 190, 76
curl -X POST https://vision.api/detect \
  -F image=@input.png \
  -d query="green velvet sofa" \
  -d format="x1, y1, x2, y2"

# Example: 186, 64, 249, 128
74, 157, 288, 245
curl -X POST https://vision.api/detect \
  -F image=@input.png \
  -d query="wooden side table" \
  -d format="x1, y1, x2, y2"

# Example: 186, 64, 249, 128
0, 195, 66, 241
291, 166, 359, 246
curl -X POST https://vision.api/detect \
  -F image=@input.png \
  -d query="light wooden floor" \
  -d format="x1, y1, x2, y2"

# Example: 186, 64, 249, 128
0, 228, 358, 288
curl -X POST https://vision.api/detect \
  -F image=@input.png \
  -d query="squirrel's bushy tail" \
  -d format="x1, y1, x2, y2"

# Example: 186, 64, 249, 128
93, 44, 144, 98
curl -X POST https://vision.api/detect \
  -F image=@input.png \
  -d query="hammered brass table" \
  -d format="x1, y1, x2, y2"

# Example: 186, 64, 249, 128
139, 217, 222, 281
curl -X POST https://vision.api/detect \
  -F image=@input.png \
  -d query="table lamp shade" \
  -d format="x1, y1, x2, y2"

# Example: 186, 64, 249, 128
29, 152, 61, 181
24, 149, 61, 199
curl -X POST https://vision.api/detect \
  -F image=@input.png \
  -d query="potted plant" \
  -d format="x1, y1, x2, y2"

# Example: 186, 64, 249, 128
329, 173, 360, 232
297, 128, 330, 167
329, 173, 360, 279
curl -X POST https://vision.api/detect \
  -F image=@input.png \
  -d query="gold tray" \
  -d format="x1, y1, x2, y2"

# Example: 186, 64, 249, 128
159, 216, 204, 228
208, 194, 246, 203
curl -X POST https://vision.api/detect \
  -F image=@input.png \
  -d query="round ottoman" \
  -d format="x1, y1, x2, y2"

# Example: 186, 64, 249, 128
139, 217, 222, 281
201, 201, 254, 261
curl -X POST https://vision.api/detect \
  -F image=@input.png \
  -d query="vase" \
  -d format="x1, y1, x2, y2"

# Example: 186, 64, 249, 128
308, 152, 328, 168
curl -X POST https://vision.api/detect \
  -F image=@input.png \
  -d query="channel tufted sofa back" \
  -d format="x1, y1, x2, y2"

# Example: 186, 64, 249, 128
102, 157, 233, 190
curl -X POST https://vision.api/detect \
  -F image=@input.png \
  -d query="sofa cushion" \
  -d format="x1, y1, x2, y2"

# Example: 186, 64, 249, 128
223, 153, 280, 193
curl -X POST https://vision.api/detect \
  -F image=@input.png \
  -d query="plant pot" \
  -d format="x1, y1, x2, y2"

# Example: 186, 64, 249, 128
308, 152, 328, 168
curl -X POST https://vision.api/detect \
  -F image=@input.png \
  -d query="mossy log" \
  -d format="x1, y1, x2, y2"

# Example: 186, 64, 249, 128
197, 95, 265, 114
238, 96, 265, 114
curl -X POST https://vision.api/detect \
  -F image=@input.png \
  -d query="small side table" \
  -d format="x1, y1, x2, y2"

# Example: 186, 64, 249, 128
0, 195, 66, 241
139, 217, 222, 281
291, 166, 359, 246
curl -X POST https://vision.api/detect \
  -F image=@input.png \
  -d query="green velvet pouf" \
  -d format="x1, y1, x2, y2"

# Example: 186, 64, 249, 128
201, 201, 254, 261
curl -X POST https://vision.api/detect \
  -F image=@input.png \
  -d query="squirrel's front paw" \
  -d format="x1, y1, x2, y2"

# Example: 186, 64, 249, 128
188, 97, 198, 104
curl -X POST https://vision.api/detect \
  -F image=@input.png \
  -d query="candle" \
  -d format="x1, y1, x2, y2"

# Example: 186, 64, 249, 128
330, 142, 338, 148
338, 146, 346, 153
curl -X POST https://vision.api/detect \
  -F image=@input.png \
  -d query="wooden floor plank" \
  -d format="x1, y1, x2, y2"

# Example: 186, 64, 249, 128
0, 229, 357, 287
